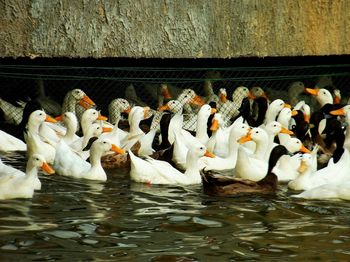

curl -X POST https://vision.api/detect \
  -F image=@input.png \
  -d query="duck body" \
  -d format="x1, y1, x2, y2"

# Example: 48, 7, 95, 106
201, 145, 288, 196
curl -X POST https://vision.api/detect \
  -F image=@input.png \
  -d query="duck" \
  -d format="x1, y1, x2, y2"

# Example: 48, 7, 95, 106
217, 88, 237, 126
54, 112, 80, 145
204, 80, 219, 104
200, 120, 250, 171
129, 144, 214, 185
0, 154, 55, 200
200, 145, 289, 196
291, 123, 349, 191
276, 107, 298, 146
206, 113, 228, 157
288, 145, 319, 191
54, 138, 124, 181
25, 110, 58, 163
0, 97, 26, 125
0, 129, 27, 151
61, 89, 96, 122
108, 98, 131, 125
329, 105, 350, 152
264, 99, 291, 125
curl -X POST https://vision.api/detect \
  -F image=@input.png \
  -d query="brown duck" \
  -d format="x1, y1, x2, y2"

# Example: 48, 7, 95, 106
200, 145, 288, 196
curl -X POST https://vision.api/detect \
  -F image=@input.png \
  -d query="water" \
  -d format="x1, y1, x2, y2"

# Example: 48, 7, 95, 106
1, 152, 350, 261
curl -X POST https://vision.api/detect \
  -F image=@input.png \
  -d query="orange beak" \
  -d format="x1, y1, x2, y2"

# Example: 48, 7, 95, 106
300, 144, 311, 153
305, 88, 319, 96
334, 96, 341, 104
45, 115, 57, 123
261, 92, 269, 100
280, 127, 294, 135
143, 107, 151, 119
210, 119, 219, 131
291, 110, 298, 116
204, 150, 215, 158
220, 93, 227, 103
79, 95, 96, 109
111, 144, 125, 155
298, 160, 308, 173
284, 103, 292, 109
190, 95, 205, 106
158, 104, 170, 111
210, 108, 217, 115
330, 108, 346, 116
55, 115, 63, 121
102, 127, 113, 133
248, 91, 256, 100
41, 162, 55, 175
161, 87, 172, 99
97, 113, 108, 121
123, 107, 131, 114
303, 113, 310, 123
238, 133, 252, 144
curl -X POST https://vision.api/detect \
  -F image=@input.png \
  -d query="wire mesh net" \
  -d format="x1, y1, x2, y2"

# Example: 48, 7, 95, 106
0, 64, 349, 130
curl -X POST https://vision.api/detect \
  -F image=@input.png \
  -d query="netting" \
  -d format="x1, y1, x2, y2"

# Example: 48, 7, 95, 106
0, 63, 350, 130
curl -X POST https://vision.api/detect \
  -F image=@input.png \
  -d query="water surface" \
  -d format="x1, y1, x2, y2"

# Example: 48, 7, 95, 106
1, 151, 350, 261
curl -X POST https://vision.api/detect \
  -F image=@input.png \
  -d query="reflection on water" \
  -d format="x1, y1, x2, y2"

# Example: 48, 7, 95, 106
1, 151, 350, 260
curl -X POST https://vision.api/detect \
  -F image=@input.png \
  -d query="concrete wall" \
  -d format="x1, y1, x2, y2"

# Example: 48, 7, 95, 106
1, 0, 350, 58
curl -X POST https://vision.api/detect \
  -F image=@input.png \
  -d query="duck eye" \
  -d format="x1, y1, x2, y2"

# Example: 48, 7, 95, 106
103, 141, 107, 144
273, 124, 277, 127
256, 131, 259, 134
200, 147, 204, 150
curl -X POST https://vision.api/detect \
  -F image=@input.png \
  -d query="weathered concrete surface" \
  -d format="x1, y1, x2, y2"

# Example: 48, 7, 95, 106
1, 0, 349, 58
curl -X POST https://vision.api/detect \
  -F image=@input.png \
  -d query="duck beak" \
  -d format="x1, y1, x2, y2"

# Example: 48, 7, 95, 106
238, 133, 252, 144
45, 115, 57, 123
305, 88, 319, 96
298, 160, 308, 173
41, 162, 55, 175
280, 127, 294, 135
161, 87, 172, 99
291, 110, 298, 116
220, 93, 227, 103
330, 108, 346, 116
143, 107, 151, 119
284, 103, 292, 109
248, 91, 256, 100
55, 115, 63, 121
334, 95, 341, 104
300, 144, 310, 153
97, 113, 108, 121
204, 150, 215, 158
210, 119, 219, 131
102, 127, 113, 133
210, 108, 217, 115
190, 95, 205, 106
111, 144, 125, 155
79, 95, 96, 109
123, 107, 131, 114
158, 104, 170, 111
304, 113, 310, 123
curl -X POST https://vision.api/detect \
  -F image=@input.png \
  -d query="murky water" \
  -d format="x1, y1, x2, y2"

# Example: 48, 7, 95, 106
1, 151, 350, 261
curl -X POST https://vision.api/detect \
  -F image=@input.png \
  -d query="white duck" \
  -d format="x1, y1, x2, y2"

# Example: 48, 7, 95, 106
200, 121, 250, 171
54, 138, 124, 181
235, 127, 270, 181
206, 113, 228, 157
277, 107, 298, 146
80, 109, 108, 138
25, 110, 58, 164
273, 137, 310, 182
0, 129, 27, 151
288, 146, 319, 191
0, 154, 54, 200
129, 144, 214, 185
54, 112, 80, 145
264, 99, 291, 125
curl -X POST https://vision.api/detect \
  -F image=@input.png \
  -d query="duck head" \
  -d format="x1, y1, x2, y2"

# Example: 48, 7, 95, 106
285, 137, 310, 154
305, 88, 333, 107
71, 89, 96, 109
158, 100, 183, 114
28, 153, 55, 175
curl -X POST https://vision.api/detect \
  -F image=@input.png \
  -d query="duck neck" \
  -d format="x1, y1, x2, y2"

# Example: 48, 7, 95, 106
27, 120, 41, 134
184, 152, 200, 176
265, 109, 278, 124
110, 109, 122, 126
81, 119, 92, 136
62, 94, 76, 113
65, 123, 77, 142
254, 139, 268, 160
196, 114, 209, 142
25, 164, 38, 181
129, 117, 143, 137
89, 147, 103, 167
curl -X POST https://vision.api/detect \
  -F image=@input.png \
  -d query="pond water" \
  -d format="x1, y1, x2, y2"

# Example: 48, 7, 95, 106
1, 151, 350, 261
